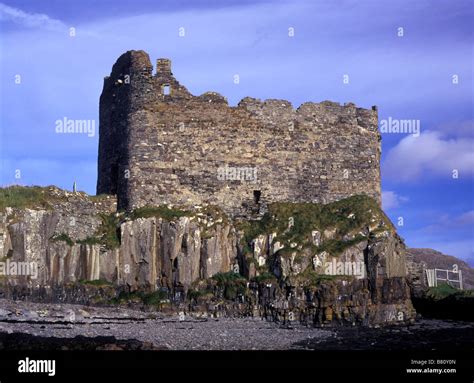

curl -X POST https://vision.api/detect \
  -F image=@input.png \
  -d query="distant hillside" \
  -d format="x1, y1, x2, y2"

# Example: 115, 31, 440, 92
406, 248, 474, 290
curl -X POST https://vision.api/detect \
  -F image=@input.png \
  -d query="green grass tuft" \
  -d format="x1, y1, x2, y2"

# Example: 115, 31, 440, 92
426, 284, 468, 300
96, 213, 121, 249
130, 206, 191, 221
50, 233, 74, 246
142, 290, 169, 306
212, 272, 247, 300
253, 272, 277, 284
109, 290, 169, 306
294, 268, 352, 287
76, 237, 102, 245
236, 195, 389, 257
0, 186, 64, 211
212, 271, 246, 284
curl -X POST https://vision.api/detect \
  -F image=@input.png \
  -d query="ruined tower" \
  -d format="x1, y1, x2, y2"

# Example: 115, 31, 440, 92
97, 50, 381, 216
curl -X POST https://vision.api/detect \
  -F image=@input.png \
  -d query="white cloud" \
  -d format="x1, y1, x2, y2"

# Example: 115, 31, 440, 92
0, 2, 66, 31
404, 209, 474, 262
383, 130, 474, 182
382, 190, 408, 210
437, 120, 474, 138
456, 210, 474, 225
422, 210, 474, 232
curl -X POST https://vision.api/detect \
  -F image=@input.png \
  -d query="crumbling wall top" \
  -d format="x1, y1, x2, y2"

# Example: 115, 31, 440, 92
156, 58, 172, 75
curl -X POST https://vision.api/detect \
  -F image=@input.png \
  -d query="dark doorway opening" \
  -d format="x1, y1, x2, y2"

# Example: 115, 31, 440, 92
253, 190, 261, 204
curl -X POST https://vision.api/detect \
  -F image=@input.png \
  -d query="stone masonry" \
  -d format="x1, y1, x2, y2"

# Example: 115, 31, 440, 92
97, 50, 381, 217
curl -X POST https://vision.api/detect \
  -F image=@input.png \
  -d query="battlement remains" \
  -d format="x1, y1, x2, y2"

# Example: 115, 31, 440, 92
97, 50, 381, 217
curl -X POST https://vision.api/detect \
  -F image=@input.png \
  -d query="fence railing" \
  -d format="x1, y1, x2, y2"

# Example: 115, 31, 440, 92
425, 266, 463, 290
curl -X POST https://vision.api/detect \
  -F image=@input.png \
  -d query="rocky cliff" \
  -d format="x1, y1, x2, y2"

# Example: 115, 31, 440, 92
0, 186, 415, 326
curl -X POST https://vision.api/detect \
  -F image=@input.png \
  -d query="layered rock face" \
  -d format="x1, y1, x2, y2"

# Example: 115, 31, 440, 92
0, 187, 415, 326
0, 188, 236, 292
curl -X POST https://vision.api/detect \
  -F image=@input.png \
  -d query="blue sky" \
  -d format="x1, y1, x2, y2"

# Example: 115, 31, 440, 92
0, 0, 473, 263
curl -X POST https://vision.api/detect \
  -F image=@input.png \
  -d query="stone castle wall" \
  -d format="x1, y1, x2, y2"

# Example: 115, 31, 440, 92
97, 50, 381, 216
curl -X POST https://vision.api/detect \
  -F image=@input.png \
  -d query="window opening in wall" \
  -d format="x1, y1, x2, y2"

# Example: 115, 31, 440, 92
163, 84, 170, 95
253, 190, 261, 204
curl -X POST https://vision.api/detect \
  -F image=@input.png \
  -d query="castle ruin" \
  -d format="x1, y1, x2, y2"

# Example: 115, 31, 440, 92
97, 50, 381, 217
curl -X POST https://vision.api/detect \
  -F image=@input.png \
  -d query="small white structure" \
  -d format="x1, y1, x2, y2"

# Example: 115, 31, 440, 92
426, 264, 463, 290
